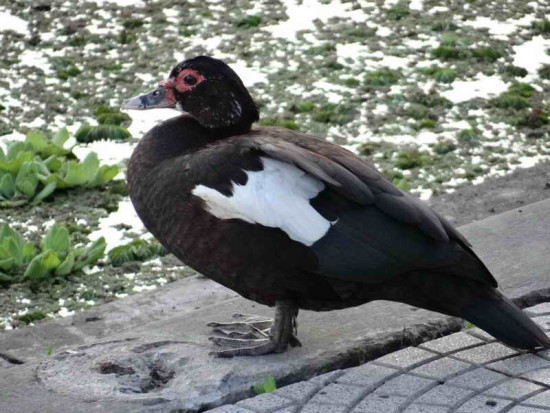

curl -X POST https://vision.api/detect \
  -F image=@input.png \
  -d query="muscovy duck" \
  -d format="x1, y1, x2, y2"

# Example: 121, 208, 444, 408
123, 56, 550, 357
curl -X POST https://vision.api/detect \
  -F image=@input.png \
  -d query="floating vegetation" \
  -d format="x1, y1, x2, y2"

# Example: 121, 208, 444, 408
364, 68, 401, 86
386, 5, 410, 21
75, 106, 132, 143
0, 223, 106, 287
259, 118, 298, 130
108, 239, 166, 267
0, 129, 119, 207
531, 20, 550, 34
395, 149, 431, 170
492, 93, 531, 110
457, 129, 481, 145
470, 47, 502, 62
421, 67, 457, 83
311, 103, 354, 125
235, 15, 262, 28
432, 141, 457, 155
290, 101, 315, 114
539, 65, 550, 80
511, 109, 549, 130
501, 65, 528, 78
431, 21, 459, 32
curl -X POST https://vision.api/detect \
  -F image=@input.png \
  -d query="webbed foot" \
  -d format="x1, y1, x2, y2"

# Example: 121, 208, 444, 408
208, 301, 300, 357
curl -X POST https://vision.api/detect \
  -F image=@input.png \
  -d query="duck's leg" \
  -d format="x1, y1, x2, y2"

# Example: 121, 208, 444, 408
208, 300, 300, 357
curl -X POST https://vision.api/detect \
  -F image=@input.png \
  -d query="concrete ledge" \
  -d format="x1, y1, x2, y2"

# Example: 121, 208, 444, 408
1, 199, 549, 412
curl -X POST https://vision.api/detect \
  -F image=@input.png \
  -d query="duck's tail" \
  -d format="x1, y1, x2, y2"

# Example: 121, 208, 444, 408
385, 273, 550, 350
460, 288, 550, 350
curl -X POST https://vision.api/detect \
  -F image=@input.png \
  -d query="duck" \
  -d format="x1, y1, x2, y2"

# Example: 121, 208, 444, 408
123, 56, 550, 357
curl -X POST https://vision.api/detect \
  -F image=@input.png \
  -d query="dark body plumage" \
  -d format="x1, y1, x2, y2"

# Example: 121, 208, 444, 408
126, 56, 549, 354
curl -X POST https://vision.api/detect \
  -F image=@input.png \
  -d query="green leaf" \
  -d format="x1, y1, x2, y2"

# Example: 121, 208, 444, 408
41, 224, 71, 257
0, 257, 15, 272
32, 181, 57, 204
63, 153, 99, 186
44, 156, 63, 172
0, 147, 5, 161
55, 251, 76, 276
2, 237, 22, 266
7, 141, 30, 160
0, 224, 25, 250
0, 173, 15, 198
25, 131, 48, 152
253, 376, 277, 394
74, 237, 106, 270
21, 241, 37, 264
33, 159, 51, 180
0, 271, 13, 283
89, 165, 119, 186
24, 250, 61, 280
52, 127, 70, 148
15, 162, 39, 197
0, 149, 34, 173
80, 152, 100, 183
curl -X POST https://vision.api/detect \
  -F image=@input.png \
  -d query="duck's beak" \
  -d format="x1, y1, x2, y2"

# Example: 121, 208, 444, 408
122, 83, 176, 110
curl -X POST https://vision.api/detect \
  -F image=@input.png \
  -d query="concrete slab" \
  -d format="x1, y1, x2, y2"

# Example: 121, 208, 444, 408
0, 200, 549, 412
213, 305, 550, 413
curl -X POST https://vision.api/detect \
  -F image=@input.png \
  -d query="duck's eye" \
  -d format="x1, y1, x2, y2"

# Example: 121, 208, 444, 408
152, 90, 160, 96
184, 74, 197, 85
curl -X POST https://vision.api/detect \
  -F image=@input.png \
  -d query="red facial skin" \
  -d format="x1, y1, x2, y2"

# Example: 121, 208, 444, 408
159, 69, 206, 105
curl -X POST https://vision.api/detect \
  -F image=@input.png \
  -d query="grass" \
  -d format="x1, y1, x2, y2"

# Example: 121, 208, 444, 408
236, 15, 262, 28
492, 93, 530, 110
432, 141, 457, 155
311, 104, 354, 125
259, 118, 298, 130
501, 65, 528, 77
387, 5, 409, 21
431, 22, 459, 32
395, 150, 431, 170
539, 65, 550, 80
532, 20, 550, 34
108, 239, 166, 267
364, 68, 401, 86
457, 128, 481, 145
421, 67, 457, 83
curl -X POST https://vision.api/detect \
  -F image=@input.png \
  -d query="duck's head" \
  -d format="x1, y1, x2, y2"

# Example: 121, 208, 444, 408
123, 56, 259, 130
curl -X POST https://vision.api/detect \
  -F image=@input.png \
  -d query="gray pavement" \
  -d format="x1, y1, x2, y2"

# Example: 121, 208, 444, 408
0, 199, 549, 412
209, 302, 550, 413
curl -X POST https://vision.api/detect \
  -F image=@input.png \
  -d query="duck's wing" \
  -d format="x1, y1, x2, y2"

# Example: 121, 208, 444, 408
186, 130, 497, 288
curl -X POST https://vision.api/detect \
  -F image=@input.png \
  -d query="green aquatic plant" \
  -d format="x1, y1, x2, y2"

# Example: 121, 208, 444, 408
108, 239, 167, 267
235, 15, 262, 28
431, 21, 459, 32
421, 67, 457, 83
395, 149, 431, 170
0, 223, 106, 287
75, 106, 132, 142
508, 82, 536, 97
539, 65, 550, 80
457, 128, 481, 145
492, 93, 530, 110
0, 129, 120, 207
470, 47, 502, 62
501, 65, 528, 78
532, 20, 550, 34
364, 68, 401, 86
75, 125, 131, 142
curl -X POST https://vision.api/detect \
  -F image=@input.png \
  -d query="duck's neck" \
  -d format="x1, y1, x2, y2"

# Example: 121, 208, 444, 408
131, 114, 252, 168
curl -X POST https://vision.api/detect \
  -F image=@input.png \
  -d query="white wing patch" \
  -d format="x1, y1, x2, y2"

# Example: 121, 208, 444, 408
192, 157, 331, 246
